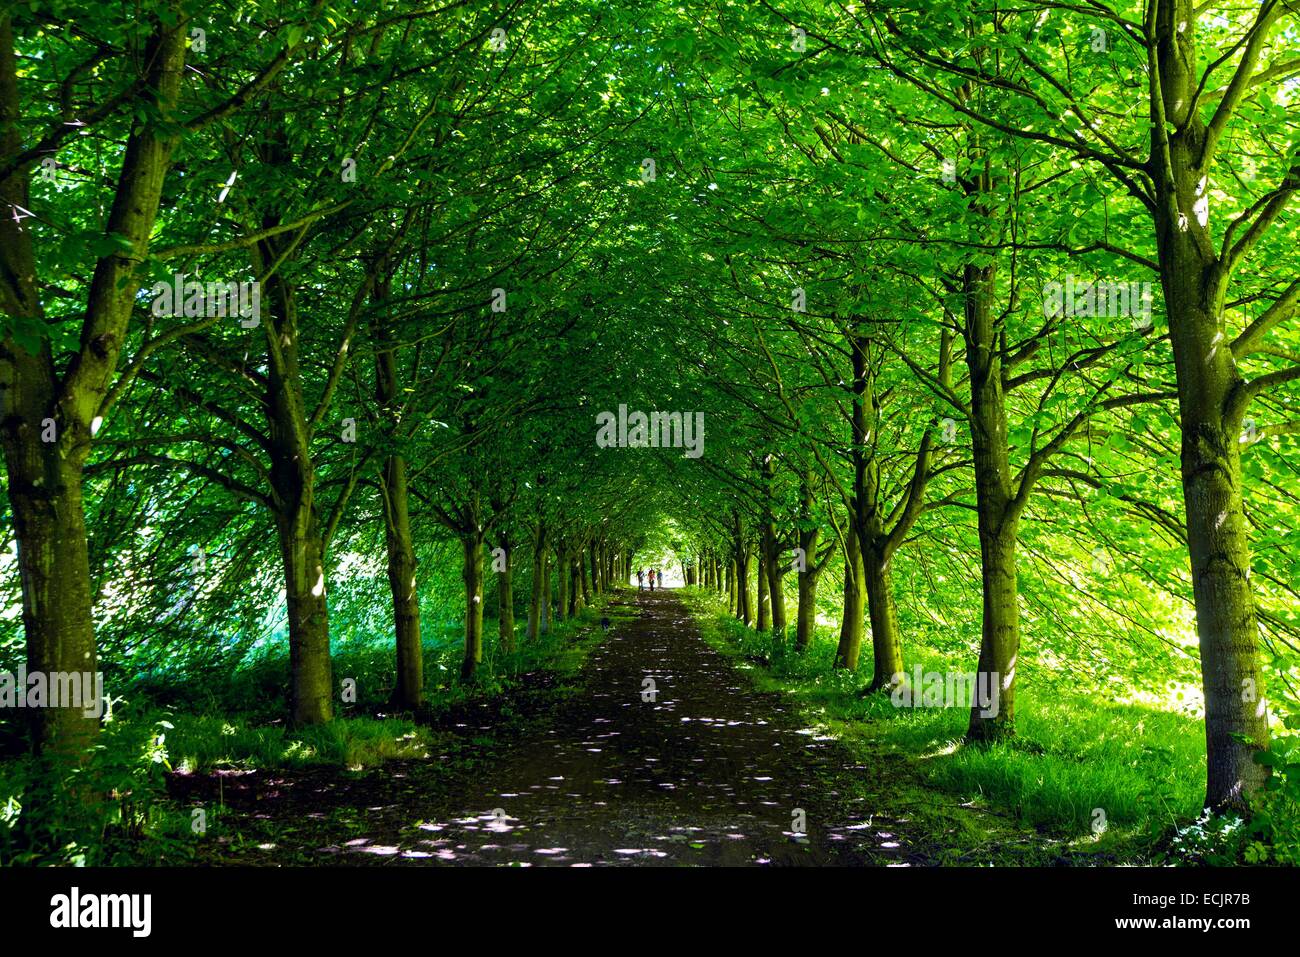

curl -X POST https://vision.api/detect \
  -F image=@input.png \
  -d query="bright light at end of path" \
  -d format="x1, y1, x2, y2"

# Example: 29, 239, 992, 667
629, 566, 686, 588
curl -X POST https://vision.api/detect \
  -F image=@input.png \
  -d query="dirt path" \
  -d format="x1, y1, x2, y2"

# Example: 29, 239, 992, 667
195, 589, 918, 866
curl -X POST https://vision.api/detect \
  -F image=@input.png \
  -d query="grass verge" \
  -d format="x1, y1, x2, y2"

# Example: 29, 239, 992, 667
682, 587, 1297, 865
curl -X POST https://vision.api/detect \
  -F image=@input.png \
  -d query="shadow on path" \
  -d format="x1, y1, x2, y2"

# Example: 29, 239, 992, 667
197, 589, 916, 866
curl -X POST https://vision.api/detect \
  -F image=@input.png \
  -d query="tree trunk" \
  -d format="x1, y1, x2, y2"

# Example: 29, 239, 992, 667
863, 545, 904, 692
760, 457, 787, 633
756, 552, 769, 631
963, 260, 1019, 743
765, 536, 787, 635
796, 554, 819, 651
541, 546, 552, 634
0, 15, 187, 758
966, 526, 1018, 741
555, 543, 569, 623
526, 522, 547, 640
497, 540, 516, 653
570, 557, 582, 615
737, 547, 752, 626
381, 455, 423, 709
835, 525, 865, 669
261, 253, 335, 726
1148, 12, 1269, 802
795, 479, 822, 651
7, 453, 100, 757
580, 543, 592, 605
372, 278, 422, 710
276, 513, 333, 724
461, 531, 485, 680
839, 332, 872, 671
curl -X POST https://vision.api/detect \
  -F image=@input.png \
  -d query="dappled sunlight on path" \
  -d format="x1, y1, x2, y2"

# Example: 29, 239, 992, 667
199, 591, 914, 866
347, 591, 908, 865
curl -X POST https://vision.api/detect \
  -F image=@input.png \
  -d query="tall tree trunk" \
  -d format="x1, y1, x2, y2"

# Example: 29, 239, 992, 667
275, 510, 333, 724
580, 541, 592, 605
756, 551, 769, 631
835, 525, 866, 669
863, 545, 904, 692
1149, 3, 1269, 807
839, 332, 872, 672
261, 257, 334, 726
965, 524, 1018, 738
737, 549, 752, 626
761, 457, 787, 633
555, 543, 569, 623
497, 539, 516, 653
8, 454, 100, 756
795, 479, 822, 651
380, 455, 422, 709
372, 280, 422, 710
541, 547, 552, 634
796, 553, 819, 651
765, 536, 787, 635
862, 423, 934, 691
0, 15, 187, 758
461, 530, 485, 680
852, 333, 904, 690
570, 556, 582, 614
964, 260, 1019, 742
526, 522, 547, 640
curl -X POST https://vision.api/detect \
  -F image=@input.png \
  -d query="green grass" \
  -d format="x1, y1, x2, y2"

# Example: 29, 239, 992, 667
158, 714, 442, 773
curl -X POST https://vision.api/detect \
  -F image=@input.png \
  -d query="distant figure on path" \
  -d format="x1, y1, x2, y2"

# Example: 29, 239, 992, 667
637, 568, 645, 590
649, 568, 657, 591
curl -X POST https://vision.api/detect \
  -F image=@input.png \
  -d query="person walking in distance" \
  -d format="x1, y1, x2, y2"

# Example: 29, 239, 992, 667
636, 568, 645, 591
648, 568, 656, 592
